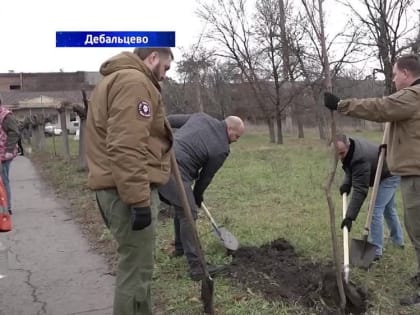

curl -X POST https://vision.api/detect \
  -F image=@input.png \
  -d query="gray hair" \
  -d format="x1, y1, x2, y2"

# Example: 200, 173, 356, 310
335, 134, 350, 147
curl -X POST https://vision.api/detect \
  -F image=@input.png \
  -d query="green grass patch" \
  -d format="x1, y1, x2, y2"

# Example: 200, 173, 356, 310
30, 129, 419, 314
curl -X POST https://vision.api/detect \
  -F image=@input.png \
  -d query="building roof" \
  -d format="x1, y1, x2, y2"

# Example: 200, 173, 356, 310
0, 90, 92, 109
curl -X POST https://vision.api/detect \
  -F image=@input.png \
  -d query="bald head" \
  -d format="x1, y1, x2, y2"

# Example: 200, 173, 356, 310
224, 116, 245, 143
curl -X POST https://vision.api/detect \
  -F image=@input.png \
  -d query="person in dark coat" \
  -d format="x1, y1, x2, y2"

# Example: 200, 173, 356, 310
158, 113, 245, 281
16, 120, 24, 156
336, 134, 404, 260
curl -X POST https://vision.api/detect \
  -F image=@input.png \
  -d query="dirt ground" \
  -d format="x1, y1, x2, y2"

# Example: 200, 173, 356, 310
227, 238, 370, 315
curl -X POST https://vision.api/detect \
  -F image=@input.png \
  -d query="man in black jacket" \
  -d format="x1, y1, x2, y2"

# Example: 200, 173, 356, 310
159, 113, 245, 281
336, 134, 404, 260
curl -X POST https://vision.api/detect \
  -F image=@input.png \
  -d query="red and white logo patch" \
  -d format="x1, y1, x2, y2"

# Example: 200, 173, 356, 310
138, 101, 152, 118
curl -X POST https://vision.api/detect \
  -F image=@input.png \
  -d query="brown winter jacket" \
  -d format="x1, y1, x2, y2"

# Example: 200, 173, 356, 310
86, 52, 173, 207
338, 80, 420, 176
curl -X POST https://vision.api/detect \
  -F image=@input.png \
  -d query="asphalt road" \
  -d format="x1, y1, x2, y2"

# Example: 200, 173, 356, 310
0, 156, 115, 315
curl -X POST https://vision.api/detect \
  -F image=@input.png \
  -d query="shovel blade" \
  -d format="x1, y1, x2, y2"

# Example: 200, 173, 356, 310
350, 238, 377, 269
344, 280, 364, 309
212, 227, 239, 251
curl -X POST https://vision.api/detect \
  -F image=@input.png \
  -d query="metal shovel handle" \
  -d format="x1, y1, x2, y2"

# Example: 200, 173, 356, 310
364, 122, 390, 236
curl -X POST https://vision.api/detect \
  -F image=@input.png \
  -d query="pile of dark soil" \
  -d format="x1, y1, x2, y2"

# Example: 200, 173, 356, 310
227, 238, 370, 314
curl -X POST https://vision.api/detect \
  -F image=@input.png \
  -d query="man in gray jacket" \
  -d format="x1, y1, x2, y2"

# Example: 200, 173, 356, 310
335, 134, 404, 260
325, 54, 420, 305
159, 113, 245, 281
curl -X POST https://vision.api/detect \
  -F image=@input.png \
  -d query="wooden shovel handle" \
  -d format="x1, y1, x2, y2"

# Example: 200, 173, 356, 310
201, 203, 220, 231
170, 150, 211, 279
364, 122, 390, 235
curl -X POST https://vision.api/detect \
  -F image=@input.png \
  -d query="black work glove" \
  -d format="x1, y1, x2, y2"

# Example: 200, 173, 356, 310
324, 92, 340, 111
341, 217, 353, 231
378, 143, 387, 157
130, 206, 152, 231
339, 184, 351, 195
193, 191, 203, 208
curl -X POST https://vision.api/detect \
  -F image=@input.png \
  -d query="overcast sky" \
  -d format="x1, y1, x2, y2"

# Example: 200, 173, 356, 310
0, 0, 418, 77
0, 0, 204, 76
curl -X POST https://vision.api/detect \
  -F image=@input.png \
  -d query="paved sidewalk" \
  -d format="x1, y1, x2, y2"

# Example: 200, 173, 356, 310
0, 156, 115, 315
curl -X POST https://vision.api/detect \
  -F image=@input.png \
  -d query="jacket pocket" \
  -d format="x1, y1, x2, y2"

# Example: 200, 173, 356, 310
148, 138, 162, 161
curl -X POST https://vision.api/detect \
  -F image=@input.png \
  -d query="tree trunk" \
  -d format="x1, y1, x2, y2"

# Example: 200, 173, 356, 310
292, 101, 304, 139
78, 119, 87, 171
316, 109, 328, 140
36, 125, 45, 151
312, 91, 328, 140
39, 125, 46, 151
296, 114, 304, 139
276, 115, 284, 144
31, 126, 39, 151
267, 118, 275, 143
79, 90, 89, 171
284, 107, 293, 134
378, 16, 393, 95
194, 71, 203, 112
59, 109, 70, 160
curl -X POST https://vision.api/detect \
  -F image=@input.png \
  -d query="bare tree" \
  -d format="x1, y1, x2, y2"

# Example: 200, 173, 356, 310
197, 0, 277, 142
177, 48, 214, 112
289, 0, 363, 140
58, 102, 70, 161
254, 0, 305, 143
411, 10, 420, 53
162, 78, 188, 114
278, 0, 307, 138
71, 89, 89, 171
28, 114, 49, 152
254, 0, 286, 143
198, 0, 305, 143
340, 0, 417, 94
315, 0, 347, 309
204, 61, 238, 118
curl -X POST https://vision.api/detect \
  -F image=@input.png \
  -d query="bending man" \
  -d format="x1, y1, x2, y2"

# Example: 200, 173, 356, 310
158, 113, 245, 281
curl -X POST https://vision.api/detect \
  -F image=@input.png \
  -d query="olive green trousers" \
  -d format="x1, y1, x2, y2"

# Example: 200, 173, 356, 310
96, 188, 159, 315
401, 176, 420, 273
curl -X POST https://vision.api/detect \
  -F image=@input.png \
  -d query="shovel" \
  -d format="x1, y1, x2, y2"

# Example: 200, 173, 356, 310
170, 150, 214, 314
342, 193, 350, 283
201, 203, 239, 251
350, 122, 390, 269
341, 192, 368, 309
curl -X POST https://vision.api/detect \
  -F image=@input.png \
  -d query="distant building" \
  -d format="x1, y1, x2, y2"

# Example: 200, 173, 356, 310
1, 90, 91, 134
0, 71, 98, 132
0, 71, 101, 92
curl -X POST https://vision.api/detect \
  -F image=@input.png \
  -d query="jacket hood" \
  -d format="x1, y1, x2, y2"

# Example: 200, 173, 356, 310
99, 52, 160, 90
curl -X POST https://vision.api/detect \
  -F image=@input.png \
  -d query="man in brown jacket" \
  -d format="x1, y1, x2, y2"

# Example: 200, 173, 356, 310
85, 47, 173, 315
324, 54, 420, 305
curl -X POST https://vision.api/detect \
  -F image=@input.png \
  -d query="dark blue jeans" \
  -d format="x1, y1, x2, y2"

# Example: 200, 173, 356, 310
369, 175, 404, 256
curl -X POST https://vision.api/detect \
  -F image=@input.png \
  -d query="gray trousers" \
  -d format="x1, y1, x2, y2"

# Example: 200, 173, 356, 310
173, 205, 200, 269
401, 176, 420, 273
